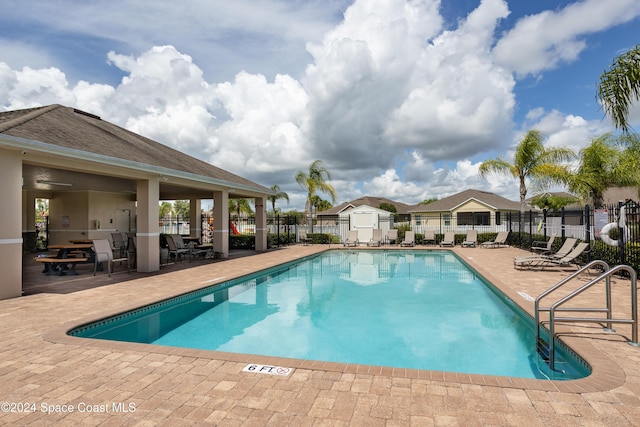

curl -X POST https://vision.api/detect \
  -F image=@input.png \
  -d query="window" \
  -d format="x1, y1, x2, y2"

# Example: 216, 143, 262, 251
495, 211, 501, 225
475, 212, 490, 225
456, 212, 490, 226
443, 213, 451, 226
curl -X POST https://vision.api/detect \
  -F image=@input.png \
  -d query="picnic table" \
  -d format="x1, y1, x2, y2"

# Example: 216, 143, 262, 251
35, 243, 94, 276
182, 237, 201, 244
193, 243, 216, 259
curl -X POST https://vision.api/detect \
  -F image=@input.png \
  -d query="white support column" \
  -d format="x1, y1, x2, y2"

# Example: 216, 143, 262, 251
136, 179, 160, 272
190, 198, 201, 239
255, 196, 267, 252
213, 190, 229, 258
0, 149, 23, 299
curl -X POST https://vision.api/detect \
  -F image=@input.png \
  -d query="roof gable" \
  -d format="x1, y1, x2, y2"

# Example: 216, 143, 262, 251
451, 197, 496, 211
319, 195, 413, 215
337, 204, 393, 216
410, 189, 520, 212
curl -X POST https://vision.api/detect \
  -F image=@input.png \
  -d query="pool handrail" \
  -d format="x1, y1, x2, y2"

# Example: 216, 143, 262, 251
534, 260, 610, 339
535, 261, 639, 371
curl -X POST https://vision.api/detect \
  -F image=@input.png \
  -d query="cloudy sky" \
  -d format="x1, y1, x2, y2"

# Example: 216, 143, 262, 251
1, 0, 639, 211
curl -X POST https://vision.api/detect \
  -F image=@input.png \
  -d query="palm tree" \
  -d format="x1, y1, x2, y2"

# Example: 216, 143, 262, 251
309, 195, 332, 212
159, 201, 173, 218
228, 199, 253, 219
295, 160, 337, 219
597, 44, 640, 133
173, 199, 190, 219
268, 184, 289, 214
479, 130, 575, 212
568, 133, 639, 208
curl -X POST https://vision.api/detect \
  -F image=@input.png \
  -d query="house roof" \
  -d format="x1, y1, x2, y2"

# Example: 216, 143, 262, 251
603, 186, 638, 206
410, 189, 521, 212
318, 196, 414, 215
0, 104, 271, 197
525, 191, 575, 202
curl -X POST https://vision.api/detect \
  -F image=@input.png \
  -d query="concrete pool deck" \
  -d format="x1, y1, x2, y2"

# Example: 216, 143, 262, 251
2, 244, 640, 425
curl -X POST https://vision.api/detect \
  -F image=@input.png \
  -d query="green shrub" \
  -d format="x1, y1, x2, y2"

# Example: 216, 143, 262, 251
395, 224, 411, 241
267, 233, 296, 248
230, 234, 255, 249
308, 233, 333, 244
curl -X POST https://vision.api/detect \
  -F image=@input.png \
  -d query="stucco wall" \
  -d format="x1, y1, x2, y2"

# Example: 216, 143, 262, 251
47, 191, 135, 244
87, 191, 136, 240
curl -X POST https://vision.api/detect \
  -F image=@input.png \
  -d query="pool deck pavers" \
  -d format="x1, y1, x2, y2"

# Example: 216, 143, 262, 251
2, 244, 640, 425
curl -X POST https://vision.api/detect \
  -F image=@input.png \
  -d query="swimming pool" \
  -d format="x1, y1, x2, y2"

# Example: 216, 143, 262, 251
69, 250, 589, 380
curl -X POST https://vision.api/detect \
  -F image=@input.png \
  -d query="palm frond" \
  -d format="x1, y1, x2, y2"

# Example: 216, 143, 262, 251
597, 45, 640, 133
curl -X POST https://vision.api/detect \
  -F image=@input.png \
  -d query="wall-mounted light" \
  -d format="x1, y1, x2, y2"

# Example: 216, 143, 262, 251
36, 180, 72, 187
157, 175, 168, 182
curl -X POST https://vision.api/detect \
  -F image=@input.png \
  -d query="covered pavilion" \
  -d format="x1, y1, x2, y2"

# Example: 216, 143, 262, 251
0, 104, 273, 300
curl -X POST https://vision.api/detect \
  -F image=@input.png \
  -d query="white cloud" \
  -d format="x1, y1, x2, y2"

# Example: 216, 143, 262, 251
212, 71, 311, 173
383, 0, 514, 161
1, 0, 636, 212
2, 66, 77, 109
0, 62, 18, 104
493, 0, 640, 77
72, 81, 115, 115
363, 169, 426, 202
302, 0, 446, 173
521, 108, 609, 155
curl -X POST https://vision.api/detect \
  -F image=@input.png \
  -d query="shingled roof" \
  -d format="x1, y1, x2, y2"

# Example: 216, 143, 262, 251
410, 189, 520, 212
319, 196, 414, 215
0, 104, 270, 194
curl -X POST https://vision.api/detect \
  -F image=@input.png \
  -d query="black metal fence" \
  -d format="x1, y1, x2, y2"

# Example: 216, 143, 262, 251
179, 202, 640, 271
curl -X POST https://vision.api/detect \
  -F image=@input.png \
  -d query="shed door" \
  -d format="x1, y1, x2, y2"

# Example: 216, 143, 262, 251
353, 212, 376, 242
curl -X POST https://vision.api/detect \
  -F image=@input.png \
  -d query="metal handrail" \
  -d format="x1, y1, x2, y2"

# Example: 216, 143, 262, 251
537, 264, 638, 371
534, 260, 610, 344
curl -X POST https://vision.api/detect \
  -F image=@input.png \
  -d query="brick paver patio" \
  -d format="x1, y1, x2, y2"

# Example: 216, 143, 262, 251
1, 244, 639, 425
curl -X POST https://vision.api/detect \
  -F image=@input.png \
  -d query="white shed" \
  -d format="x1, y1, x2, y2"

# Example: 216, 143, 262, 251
339, 205, 393, 243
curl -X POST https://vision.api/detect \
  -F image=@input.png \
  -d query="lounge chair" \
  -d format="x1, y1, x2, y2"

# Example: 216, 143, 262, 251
422, 230, 436, 245
166, 234, 191, 262
514, 237, 577, 265
480, 231, 509, 248
514, 242, 589, 270
111, 232, 127, 257
516, 238, 577, 263
367, 229, 382, 247
299, 230, 312, 245
461, 230, 477, 247
440, 232, 455, 247
531, 234, 556, 255
400, 231, 415, 247
93, 239, 129, 276
344, 230, 359, 247
386, 229, 398, 245
547, 238, 578, 259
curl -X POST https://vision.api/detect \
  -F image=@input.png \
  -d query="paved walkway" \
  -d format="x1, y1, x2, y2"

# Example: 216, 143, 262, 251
1, 245, 639, 425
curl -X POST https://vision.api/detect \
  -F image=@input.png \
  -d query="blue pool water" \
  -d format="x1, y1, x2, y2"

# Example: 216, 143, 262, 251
70, 250, 589, 380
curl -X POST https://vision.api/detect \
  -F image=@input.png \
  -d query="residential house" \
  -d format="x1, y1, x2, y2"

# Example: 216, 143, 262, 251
409, 189, 521, 234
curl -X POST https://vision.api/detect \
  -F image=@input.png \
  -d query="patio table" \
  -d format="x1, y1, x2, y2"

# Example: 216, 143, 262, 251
35, 243, 94, 275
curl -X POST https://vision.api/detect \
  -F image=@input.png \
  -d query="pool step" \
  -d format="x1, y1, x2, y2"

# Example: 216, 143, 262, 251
536, 337, 550, 361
